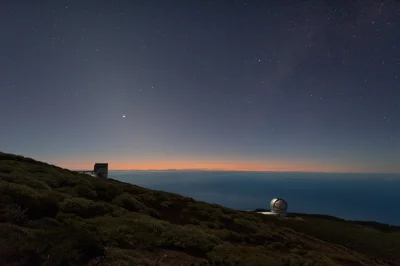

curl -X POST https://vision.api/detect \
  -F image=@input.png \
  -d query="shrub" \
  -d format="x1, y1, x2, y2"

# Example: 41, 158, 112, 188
120, 184, 144, 195
160, 201, 172, 208
0, 203, 27, 224
136, 192, 157, 205
214, 229, 245, 243
161, 225, 221, 254
75, 184, 97, 199
200, 221, 220, 229
93, 182, 122, 202
112, 193, 148, 213
0, 223, 43, 265
207, 245, 280, 266
44, 226, 105, 265
282, 257, 320, 266
35, 194, 60, 219
100, 216, 167, 250
270, 242, 286, 250
110, 206, 129, 217
233, 218, 260, 233
189, 218, 201, 225
0, 182, 59, 219
0, 165, 13, 174
26, 217, 61, 229
61, 198, 111, 218
22, 178, 51, 190
194, 209, 210, 219
148, 208, 161, 219
1, 151, 400, 265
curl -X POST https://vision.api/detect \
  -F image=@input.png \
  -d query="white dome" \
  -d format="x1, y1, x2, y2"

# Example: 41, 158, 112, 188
270, 198, 288, 213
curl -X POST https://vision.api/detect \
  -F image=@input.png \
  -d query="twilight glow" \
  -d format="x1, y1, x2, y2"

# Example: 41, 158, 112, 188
0, 1, 399, 174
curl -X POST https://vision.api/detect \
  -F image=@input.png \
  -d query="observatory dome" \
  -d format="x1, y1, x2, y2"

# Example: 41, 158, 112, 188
270, 198, 288, 213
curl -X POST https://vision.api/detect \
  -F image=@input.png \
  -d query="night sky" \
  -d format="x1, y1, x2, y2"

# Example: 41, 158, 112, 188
1, 0, 399, 173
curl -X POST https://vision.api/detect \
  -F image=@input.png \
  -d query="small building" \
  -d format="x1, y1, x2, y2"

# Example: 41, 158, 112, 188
93, 163, 108, 178
258, 198, 288, 217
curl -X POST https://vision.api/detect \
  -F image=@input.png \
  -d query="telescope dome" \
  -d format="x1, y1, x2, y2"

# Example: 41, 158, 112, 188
270, 198, 288, 213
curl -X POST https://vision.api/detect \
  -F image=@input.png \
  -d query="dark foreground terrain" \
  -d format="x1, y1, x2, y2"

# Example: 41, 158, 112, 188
0, 152, 399, 266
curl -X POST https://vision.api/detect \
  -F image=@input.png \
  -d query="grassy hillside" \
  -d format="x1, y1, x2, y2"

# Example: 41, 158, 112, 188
0, 152, 399, 266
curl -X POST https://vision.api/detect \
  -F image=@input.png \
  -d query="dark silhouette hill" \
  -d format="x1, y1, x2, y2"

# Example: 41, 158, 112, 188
0, 152, 399, 266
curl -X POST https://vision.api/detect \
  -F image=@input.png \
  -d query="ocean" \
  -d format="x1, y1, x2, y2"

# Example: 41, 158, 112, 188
111, 171, 400, 226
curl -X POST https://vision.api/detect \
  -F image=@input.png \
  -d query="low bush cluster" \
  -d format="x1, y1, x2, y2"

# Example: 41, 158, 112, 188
0, 151, 399, 266
112, 193, 148, 213
60, 197, 112, 218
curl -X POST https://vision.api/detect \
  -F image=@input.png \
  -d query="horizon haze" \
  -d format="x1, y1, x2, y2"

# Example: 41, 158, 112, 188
1, 0, 399, 174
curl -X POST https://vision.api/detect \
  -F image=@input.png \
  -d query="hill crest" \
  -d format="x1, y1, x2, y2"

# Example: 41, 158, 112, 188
0, 152, 399, 266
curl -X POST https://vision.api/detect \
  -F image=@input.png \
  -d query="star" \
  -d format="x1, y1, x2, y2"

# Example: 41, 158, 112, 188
2, 0, 399, 177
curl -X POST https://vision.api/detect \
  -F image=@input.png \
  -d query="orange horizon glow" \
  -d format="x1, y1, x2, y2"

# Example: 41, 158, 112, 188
55, 159, 400, 174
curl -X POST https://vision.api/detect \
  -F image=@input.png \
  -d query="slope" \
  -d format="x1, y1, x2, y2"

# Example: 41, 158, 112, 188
0, 152, 399, 266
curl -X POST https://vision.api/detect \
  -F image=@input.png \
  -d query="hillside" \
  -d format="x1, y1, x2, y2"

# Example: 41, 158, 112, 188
0, 152, 399, 266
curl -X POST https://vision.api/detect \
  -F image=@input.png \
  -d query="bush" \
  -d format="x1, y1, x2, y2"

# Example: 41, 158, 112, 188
189, 218, 201, 225
75, 184, 97, 199
0, 203, 27, 224
61, 198, 111, 218
233, 218, 260, 233
214, 229, 245, 243
35, 194, 60, 219
44, 226, 105, 265
99, 216, 167, 250
136, 192, 158, 206
207, 245, 280, 266
0, 165, 13, 174
160, 201, 172, 208
112, 193, 148, 213
270, 242, 285, 250
93, 182, 122, 202
148, 208, 161, 219
161, 225, 222, 254
0, 182, 59, 219
282, 257, 320, 266
120, 184, 145, 195
200, 221, 220, 229
0, 223, 43, 265
26, 217, 61, 229
1, 151, 400, 265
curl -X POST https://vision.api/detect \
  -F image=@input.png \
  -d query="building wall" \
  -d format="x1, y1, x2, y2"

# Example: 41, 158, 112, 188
94, 163, 108, 178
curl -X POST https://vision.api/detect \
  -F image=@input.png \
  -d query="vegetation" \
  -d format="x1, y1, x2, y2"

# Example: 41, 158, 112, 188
0, 152, 399, 265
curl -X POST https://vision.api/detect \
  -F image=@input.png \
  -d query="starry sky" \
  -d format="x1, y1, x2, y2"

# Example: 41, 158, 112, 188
0, 0, 399, 173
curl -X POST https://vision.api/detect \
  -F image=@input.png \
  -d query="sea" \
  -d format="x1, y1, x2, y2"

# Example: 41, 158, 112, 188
110, 171, 400, 226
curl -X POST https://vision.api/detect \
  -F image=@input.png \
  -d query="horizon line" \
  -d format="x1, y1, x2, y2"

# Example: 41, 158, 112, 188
72, 168, 400, 175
